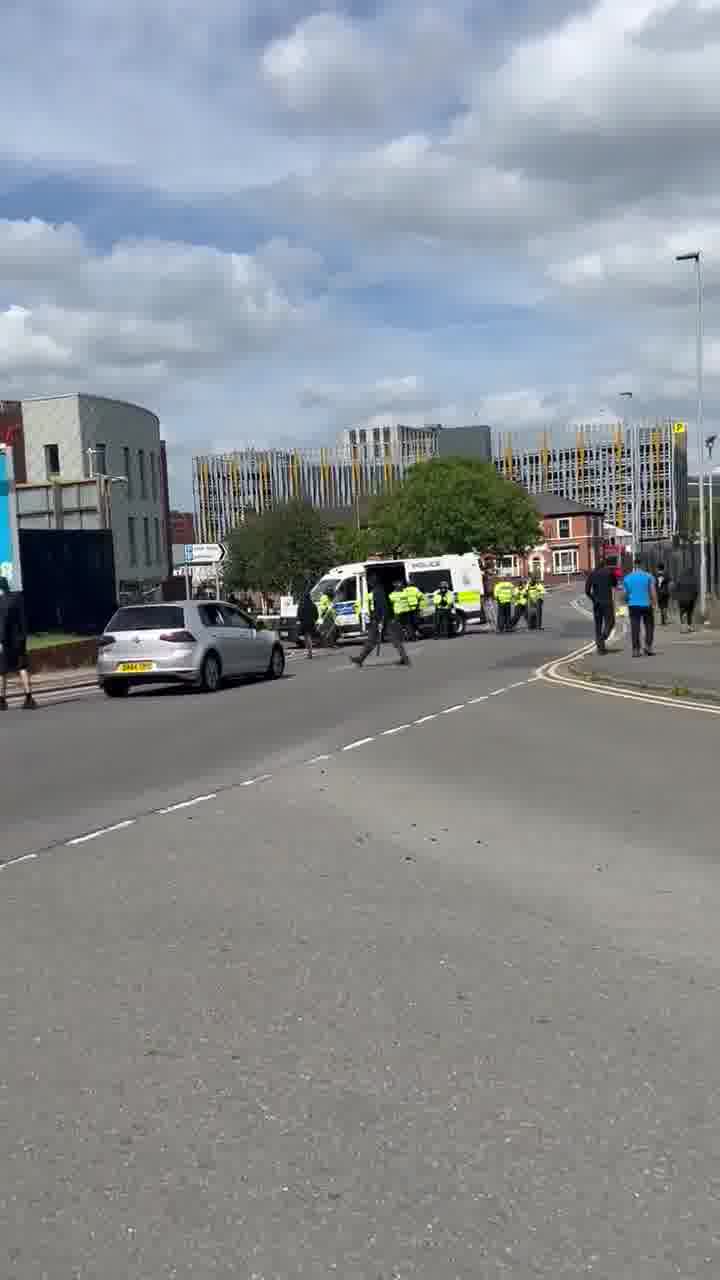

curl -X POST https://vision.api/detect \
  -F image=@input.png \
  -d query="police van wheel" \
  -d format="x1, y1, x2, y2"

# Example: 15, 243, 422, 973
453, 611, 467, 638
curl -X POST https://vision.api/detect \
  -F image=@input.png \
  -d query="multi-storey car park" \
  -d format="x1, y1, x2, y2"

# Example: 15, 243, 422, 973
193, 420, 688, 546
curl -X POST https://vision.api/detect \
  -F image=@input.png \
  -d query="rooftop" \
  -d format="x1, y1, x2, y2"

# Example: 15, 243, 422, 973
533, 492, 604, 518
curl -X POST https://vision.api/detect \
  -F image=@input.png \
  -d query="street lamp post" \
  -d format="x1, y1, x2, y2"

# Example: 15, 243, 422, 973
706, 435, 717, 593
619, 391, 636, 558
676, 251, 707, 617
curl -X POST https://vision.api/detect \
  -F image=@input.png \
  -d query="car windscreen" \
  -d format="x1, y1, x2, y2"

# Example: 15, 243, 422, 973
106, 606, 185, 632
409, 570, 448, 595
311, 578, 339, 601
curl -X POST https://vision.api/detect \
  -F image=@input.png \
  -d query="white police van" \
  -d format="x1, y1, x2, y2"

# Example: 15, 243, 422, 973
279, 554, 486, 642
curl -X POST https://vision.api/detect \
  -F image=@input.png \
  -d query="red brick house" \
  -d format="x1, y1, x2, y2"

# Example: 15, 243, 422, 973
490, 494, 604, 582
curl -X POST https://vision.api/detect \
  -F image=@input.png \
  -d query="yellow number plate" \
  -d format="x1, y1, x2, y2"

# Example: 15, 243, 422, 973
116, 661, 155, 673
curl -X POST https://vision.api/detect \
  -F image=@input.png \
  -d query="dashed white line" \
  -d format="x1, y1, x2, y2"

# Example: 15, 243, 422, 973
157, 793, 217, 815
508, 681, 527, 690
489, 688, 507, 696
306, 754, 331, 765
66, 819, 136, 847
382, 723, 411, 736
342, 736, 375, 751
414, 714, 437, 724
442, 704, 465, 715
468, 695, 489, 704
241, 774, 272, 786
0, 852, 38, 869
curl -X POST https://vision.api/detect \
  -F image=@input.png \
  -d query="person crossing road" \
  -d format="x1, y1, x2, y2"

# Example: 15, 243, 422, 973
351, 574, 410, 668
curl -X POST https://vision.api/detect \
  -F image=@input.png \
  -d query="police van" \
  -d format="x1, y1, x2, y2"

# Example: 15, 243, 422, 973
279, 553, 486, 643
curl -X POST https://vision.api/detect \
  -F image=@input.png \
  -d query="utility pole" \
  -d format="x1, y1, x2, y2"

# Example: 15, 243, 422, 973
676, 251, 707, 617
619, 392, 635, 557
707, 435, 717, 593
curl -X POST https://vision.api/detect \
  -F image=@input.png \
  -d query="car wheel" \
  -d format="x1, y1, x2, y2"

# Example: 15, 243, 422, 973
103, 679, 130, 699
199, 651, 222, 693
266, 644, 285, 679
453, 611, 467, 638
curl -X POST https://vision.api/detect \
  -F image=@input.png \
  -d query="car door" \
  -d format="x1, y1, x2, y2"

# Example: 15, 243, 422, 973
198, 603, 236, 675
219, 605, 259, 674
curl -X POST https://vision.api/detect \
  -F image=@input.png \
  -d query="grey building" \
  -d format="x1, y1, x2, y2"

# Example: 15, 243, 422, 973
18, 394, 169, 593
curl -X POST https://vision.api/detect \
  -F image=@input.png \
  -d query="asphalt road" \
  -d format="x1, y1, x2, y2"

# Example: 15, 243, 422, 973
3, 596, 720, 1277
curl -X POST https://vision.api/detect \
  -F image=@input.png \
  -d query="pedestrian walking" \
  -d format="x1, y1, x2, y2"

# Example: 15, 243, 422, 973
674, 566, 698, 633
351, 574, 410, 668
0, 577, 37, 710
655, 563, 671, 626
622, 558, 657, 657
297, 589, 318, 659
493, 576, 514, 633
585, 558, 616, 653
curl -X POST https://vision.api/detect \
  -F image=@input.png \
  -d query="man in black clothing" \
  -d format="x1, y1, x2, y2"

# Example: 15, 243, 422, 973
351, 574, 410, 667
585, 559, 616, 654
655, 563, 671, 625
0, 577, 37, 710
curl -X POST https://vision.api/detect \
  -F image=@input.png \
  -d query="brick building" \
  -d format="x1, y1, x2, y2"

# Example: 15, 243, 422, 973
492, 494, 604, 582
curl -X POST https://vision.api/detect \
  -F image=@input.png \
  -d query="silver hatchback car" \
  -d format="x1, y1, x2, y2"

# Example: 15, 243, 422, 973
97, 601, 285, 698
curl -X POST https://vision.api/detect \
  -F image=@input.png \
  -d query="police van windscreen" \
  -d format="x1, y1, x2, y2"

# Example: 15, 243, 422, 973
409, 570, 448, 595
311, 578, 340, 601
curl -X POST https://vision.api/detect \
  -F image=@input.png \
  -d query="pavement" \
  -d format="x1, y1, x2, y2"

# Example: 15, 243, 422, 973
570, 608, 720, 700
3, 594, 720, 1277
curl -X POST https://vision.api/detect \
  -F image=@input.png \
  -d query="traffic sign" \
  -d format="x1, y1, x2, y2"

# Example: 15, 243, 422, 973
183, 542, 226, 566
672, 421, 686, 435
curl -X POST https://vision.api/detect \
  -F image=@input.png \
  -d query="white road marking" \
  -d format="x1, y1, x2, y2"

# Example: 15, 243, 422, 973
157, 793, 217, 815
0, 852, 38, 869
342, 737, 375, 751
66, 819, 136, 846
382, 724, 411, 736
306, 754, 331, 764
489, 688, 507, 696
538, 639, 720, 716
441, 704, 465, 715
508, 681, 528, 690
241, 774, 272, 786
468, 695, 489, 704
414, 714, 437, 724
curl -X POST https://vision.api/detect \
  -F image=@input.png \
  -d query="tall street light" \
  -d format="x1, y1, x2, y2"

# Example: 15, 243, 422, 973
676, 250, 707, 617
707, 434, 717, 592
619, 391, 636, 557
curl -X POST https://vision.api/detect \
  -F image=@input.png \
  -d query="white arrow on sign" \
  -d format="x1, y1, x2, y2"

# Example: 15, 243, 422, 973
184, 543, 227, 565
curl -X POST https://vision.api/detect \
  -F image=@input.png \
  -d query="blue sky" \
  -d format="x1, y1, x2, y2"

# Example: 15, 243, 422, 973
1, 0, 718, 504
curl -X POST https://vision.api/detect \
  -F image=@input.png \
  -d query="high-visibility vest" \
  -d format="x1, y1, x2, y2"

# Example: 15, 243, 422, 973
528, 582, 545, 603
434, 589, 454, 609
493, 580, 514, 604
389, 589, 410, 615
318, 594, 334, 620
516, 586, 528, 606
405, 584, 424, 610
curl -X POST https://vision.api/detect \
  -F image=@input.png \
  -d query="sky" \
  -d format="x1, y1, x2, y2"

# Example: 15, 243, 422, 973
1, 0, 718, 505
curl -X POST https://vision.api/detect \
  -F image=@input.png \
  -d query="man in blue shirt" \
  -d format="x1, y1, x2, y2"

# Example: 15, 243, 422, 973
622, 560, 657, 657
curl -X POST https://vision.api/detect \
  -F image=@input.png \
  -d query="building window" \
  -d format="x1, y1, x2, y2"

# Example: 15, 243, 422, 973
553, 548, 578, 574
44, 444, 60, 479
143, 517, 151, 565
123, 447, 133, 498
150, 452, 158, 502
557, 517, 571, 538
154, 517, 161, 564
95, 443, 107, 475
138, 449, 147, 499
128, 517, 137, 566
498, 554, 519, 575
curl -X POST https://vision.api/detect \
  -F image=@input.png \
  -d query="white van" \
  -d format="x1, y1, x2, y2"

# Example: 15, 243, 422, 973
278, 553, 485, 641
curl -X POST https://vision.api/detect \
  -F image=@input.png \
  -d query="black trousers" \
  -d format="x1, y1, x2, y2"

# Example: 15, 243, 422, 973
593, 603, 614, 650
658, 595, 670, 625
356, 619, 408, 665
435, 609, 452, 638
629, 606, 654, 653
496, 602, 512, 632
679, 599, 696, 628
534, 600, 543, 629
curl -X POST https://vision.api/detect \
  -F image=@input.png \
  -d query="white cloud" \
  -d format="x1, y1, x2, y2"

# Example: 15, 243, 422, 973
299, 374, 433, 419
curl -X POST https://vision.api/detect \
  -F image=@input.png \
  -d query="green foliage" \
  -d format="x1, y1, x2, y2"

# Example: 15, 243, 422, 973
224, 500, 333, 597
367, 457, 542, 556
332, 523, 374, 564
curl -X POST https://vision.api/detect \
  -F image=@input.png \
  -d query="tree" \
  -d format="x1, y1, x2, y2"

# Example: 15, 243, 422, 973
332, 523, 374, 564
368, 457, 542, 556
224, 500, 334, 598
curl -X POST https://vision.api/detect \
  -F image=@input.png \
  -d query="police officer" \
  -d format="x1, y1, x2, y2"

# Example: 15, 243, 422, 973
493, 575, 514, 632
317, 589, 338, 647
511, 579, 529, 629
433, 581, 455, 638
527, 576, 545, 630
403, 580, 425, 639
351, 573, 410, 667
